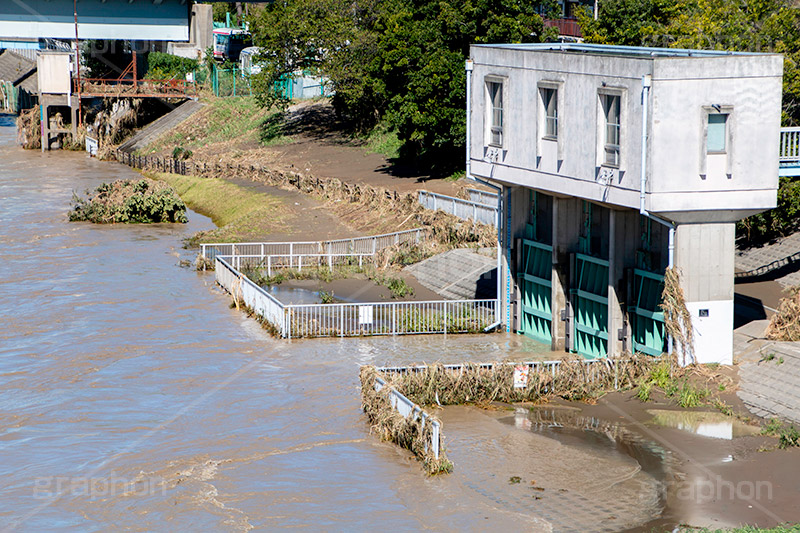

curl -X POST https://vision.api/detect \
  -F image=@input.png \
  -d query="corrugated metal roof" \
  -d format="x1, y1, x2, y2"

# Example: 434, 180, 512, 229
0, 49, 37, 93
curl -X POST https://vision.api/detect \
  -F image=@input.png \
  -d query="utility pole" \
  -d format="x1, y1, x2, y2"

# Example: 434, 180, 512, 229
73, 0, 82, 127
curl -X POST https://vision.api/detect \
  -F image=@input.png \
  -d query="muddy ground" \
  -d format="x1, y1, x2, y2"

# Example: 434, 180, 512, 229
437, 388, 800, 531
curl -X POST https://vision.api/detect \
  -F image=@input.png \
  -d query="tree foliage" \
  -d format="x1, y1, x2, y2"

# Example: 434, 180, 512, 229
579, 0, 800, 125
247, 0, 558, 172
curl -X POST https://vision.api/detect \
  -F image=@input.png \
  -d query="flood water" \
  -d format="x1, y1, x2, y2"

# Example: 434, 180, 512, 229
1, 114, 665, 531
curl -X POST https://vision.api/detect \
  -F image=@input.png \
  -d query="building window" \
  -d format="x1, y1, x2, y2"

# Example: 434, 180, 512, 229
707, 113, 728, 153
602, 94, 621, 167
541, 87, 558, 139
487, 81, 503, 147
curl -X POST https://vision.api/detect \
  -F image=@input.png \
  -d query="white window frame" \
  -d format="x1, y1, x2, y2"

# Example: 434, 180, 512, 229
485, 76, 506, 148
597, 87, 626, 170
541, 87, 558, 140
700, 105, 734, 178
537, 80, 564, 167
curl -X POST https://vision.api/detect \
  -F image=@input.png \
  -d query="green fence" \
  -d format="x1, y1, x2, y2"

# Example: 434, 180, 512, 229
202, 65, 295, 99
571, 253, 609, 359
630, 268, 667, 356
520, 224, 553, 344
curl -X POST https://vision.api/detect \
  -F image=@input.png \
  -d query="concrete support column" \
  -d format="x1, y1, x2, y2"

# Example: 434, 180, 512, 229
674, 223, 735, 365
551, 197, 581, 352
607, 210, 624, 357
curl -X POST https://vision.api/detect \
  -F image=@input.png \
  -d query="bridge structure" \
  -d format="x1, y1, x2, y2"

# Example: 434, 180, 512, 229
781, 127, 800, 177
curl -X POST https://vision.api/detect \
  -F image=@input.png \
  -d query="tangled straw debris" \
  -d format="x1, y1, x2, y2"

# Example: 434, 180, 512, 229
660, 267, 695, 361
359, 355, 659, 474
765, 286, 800, 341
359, 367, 452, 475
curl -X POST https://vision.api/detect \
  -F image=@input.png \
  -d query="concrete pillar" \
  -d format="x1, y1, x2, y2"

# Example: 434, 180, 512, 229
608, 210, 622, 357
551, 196, 581, 351
674, 223, 735, 365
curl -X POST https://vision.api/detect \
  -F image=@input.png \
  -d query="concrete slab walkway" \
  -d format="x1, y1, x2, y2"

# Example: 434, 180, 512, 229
737, 342, 800, 425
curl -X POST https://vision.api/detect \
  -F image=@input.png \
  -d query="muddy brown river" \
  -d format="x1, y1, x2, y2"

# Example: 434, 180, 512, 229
0, 115, 670, 531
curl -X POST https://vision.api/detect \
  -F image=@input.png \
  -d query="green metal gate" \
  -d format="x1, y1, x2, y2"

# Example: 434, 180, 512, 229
572, 253, 609, 358
630, 269, 667, 356
520, 224, 552, 343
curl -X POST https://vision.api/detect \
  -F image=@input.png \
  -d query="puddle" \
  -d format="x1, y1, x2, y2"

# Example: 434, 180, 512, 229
441, 405, 672, 532
506, 406, 674, 485
263, 284, 327, 305
646, 409, 761, 440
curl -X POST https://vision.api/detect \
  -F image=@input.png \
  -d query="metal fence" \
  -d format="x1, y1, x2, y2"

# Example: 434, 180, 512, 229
215, 255, 498, 339
418, 190, 497, 226
372, 375, 440, 460
225, 253, 374, 274
466, 188, 499, 206
285, 299, 497, 339
376, 358, 622, 389
216, 255, 288, 335
201, 228, 426, 262
781, 127, 800, 164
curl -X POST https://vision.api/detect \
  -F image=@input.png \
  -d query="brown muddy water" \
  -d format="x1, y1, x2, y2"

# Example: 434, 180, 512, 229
0, 114, 794, 532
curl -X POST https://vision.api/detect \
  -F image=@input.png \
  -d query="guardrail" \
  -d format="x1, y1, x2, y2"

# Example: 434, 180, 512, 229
285, 299, 497, 339
418, 190, 497, 226
466, 188, 499, 206
215, 255, 498, 339
373, 375, 440, 460
216, 256, 287, 336
201, 228, 426, 261
226, 253, 374, 274
780, 127, 800, 163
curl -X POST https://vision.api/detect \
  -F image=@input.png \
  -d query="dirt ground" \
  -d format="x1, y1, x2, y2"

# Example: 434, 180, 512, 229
150, 100, 470, 198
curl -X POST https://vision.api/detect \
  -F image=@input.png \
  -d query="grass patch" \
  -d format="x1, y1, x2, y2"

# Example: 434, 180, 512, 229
148, 171, 290, 244
145, 97, 282, 154
361, 123, 402, 159
762, 418, 800, 449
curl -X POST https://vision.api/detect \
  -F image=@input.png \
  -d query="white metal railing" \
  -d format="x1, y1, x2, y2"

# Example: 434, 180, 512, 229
376, 358, 621, 389
216, 256, 287, 335
418, 190, 497, 226
227, 253, 374, 275
201, 228, 426, 261
781, 127, 800, 163
284, 299, 497, 339
373, 375, 440, 459
466, 188, 499, 206
214, 255, 498, 339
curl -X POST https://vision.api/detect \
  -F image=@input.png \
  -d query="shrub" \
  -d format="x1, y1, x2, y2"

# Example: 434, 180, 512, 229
69, 178, 188, 224
146, 51, 199, 80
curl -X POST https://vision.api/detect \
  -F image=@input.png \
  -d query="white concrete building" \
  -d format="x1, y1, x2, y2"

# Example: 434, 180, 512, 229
467, 43, 783, 364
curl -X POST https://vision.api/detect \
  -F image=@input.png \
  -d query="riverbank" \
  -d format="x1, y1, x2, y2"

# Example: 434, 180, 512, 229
137, 97, 465, 196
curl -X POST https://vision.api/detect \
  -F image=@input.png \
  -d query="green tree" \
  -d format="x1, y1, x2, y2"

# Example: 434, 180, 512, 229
248, 0, 559, 172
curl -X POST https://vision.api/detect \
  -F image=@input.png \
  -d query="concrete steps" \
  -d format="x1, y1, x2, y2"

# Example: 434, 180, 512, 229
118, 99, 203, 153
738, 343, 800, 424
405, 248, 496, 300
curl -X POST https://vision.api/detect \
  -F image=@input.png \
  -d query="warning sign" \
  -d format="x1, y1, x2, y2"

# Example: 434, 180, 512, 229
513, 365, 529, 389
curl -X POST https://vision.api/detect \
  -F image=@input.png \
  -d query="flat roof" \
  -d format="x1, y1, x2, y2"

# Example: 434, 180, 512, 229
474, 43, 768, 58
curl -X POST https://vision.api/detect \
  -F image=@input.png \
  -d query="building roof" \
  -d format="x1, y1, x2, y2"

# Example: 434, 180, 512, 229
0, 49, 38, 92
474, 42, 770, 59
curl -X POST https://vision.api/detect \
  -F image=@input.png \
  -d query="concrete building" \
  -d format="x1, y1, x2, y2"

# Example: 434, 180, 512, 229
467, 43, 783, 364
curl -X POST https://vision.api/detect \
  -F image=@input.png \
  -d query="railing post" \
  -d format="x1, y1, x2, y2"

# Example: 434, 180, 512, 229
340, 305, 345, 337
392, 303, 397, 335
267, 256, 272, 277
444, 301, 448, 333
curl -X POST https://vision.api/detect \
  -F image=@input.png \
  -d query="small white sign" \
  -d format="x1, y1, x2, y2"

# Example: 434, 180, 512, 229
358, 305, 373, 325
513, 365, 529, 389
